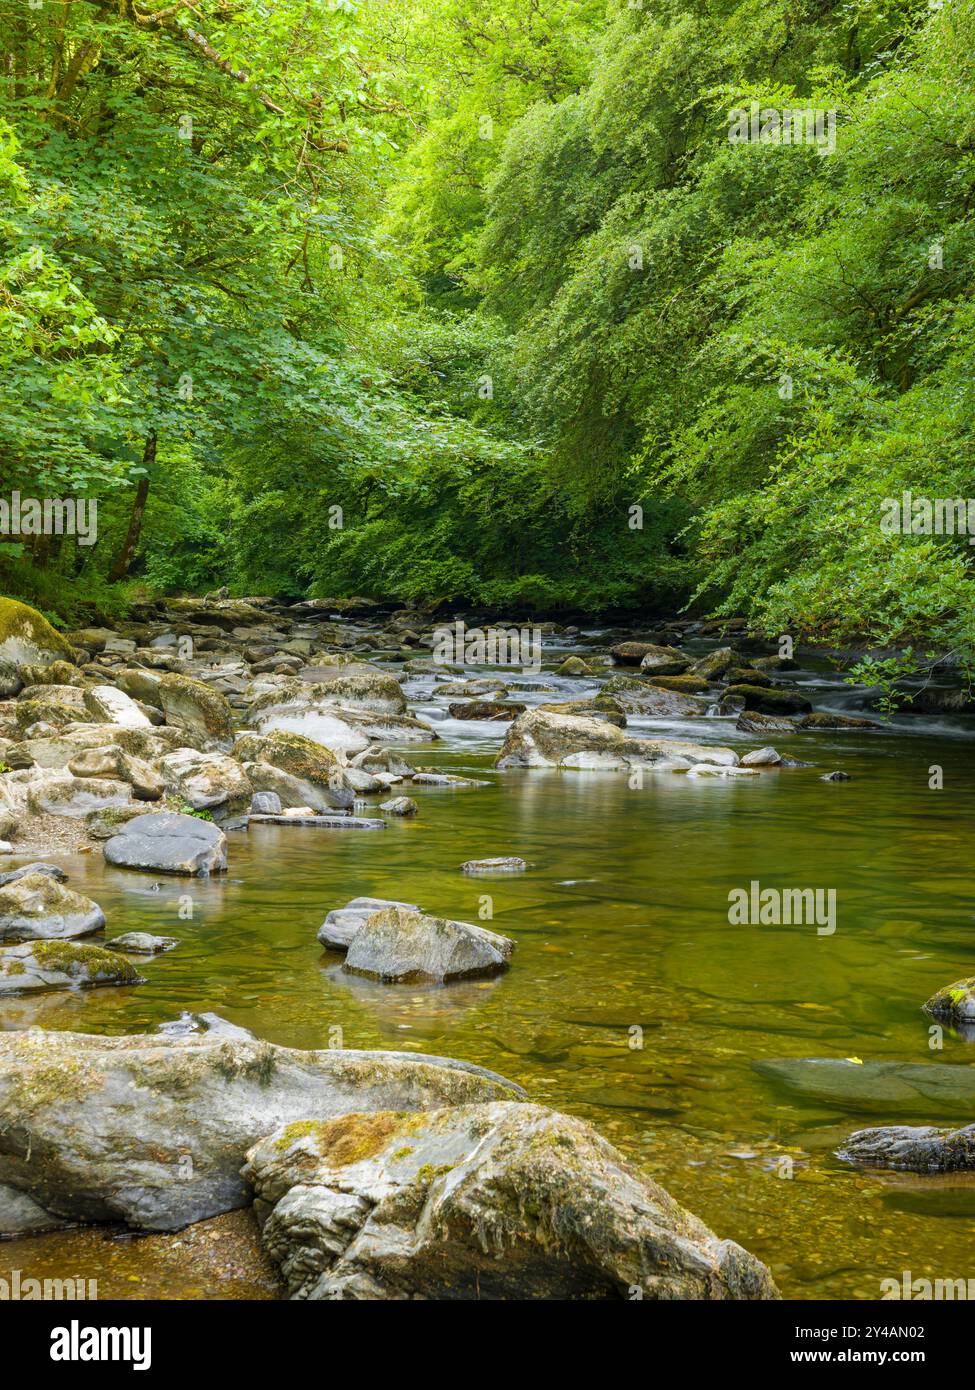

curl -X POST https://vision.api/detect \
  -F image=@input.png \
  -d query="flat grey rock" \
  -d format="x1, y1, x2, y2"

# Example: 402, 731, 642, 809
103, 811, 228, 876
108, 932, 179, 955
755, 1058, 975, 1118
248, 814, 384, 829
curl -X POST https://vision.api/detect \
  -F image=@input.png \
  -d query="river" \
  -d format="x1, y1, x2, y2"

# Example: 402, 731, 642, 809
4, 635, 975, 1299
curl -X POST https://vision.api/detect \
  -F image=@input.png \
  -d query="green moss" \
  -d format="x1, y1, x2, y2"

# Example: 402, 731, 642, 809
6, 1042, 101, 1113
391, 1146, 415, 1161
30, 941, 140, 982
159, 673, 233, 737
15, 698, 82, 729
0, 598, 74, 661
272, 1119, 332, 1153
415, 1162, 454, 1185
96, 805, 136, 827
296, 1111, 407, 1165
264, 730, 340, 780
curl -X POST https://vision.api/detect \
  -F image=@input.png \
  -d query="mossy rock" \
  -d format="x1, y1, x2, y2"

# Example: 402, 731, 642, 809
555, 656, 596, 677
723, 667, 773, 688
537, 696, 626, 727
923, 977, 975, 1023
17, 660, 85, 688
645, 674, 709, 694
244, 1102, 779, 1301
0, 941, 143, 994
0, 599, 74, 682
721, 684, 812, 715
235, 728, 342, 781
158, 672, 234, 744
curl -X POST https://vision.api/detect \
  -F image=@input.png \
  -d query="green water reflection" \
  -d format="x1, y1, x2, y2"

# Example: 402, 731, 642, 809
4, 721, 975, 1299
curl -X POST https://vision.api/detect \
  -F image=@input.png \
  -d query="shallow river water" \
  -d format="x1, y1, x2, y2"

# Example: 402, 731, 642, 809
4, 642, 975, 1299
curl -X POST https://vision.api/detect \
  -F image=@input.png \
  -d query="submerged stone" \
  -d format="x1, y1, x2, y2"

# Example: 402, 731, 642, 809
755, 1058, 975, 1118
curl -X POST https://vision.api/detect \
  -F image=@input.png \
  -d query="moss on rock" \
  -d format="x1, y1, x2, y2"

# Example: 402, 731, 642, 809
0, 598, 74, 668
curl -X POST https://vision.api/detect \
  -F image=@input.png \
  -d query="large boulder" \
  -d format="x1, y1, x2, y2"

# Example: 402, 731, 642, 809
0, 862, 67, 889
0, 598, 74, 696
638, 645, 692, 676
235, 730, 354, 811
0, 941, 143, 995
837, 1122, 975, 1172
103, 811, 228, 876
497, 710, 630, 769
537, 696, 627, 727
14, 693, 86, 730
602, 675, 705, 717
113, 667, 165, 708
798, 712, 881, 731
156, 748, 252, 814
67, 746, 164, 801
16, 660, 84, 689
0, 872, 105, 942
27, 774, 134, 818
0, 1030, 523, 1233
688, 647, 739, 681
721, 685, 812, 715
343, 907, 514, 983
318, 897, 420, 951
249, 699, 437, 757
18, 682, 86, 711
434, 678, 508, 698
609, 641, 666, 667
249, 674, 407, 724
244, 1103, 778, 1301
447, 700, 526, 722
82, 685, 152, 728
735, 710, 797, 735
157, 672, 235, 746
496, 709, 737, 770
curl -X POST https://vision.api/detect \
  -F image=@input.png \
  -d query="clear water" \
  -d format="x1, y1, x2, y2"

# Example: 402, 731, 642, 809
4, 650, 975, 1299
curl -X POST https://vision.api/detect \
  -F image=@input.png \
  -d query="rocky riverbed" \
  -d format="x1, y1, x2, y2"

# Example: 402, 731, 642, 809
0, 592, 973, 1298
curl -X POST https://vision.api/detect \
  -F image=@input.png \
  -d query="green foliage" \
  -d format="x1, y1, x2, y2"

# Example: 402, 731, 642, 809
1, 0, 974, 650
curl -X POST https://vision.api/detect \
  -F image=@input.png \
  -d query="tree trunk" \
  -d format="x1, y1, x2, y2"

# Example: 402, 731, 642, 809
109, 430, 155, 582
